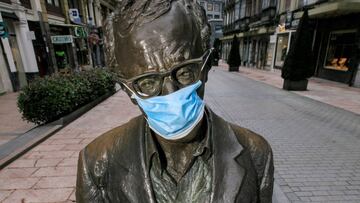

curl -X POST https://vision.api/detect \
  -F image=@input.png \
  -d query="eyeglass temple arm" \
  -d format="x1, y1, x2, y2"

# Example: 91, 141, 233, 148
200, 48, 214, 72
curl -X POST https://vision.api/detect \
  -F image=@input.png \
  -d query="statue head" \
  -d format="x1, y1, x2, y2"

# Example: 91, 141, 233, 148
104, 0, 211, 99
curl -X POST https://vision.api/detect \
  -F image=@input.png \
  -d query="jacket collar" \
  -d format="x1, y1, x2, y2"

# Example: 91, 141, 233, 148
139, 106, 245, 202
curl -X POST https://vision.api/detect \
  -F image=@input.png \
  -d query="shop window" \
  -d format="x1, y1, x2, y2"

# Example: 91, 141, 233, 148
324, 30, 357, 72
207, 3, 213, 11
275, 34, 290, 68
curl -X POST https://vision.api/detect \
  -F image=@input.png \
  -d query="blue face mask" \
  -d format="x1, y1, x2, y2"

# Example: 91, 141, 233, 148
132, 81, 205, 140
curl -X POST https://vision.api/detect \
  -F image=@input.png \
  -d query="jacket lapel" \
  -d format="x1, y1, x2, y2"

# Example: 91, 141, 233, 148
210, 110, 245, 203
111, 116, 156, 203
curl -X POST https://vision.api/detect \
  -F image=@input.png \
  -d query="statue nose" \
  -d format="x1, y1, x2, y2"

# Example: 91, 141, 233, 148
161, 76, 178, 96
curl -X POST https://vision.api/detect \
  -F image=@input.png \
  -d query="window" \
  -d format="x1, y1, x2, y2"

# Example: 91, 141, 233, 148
214, 3, 220, 12
207, 3, 213, 11
215, 25, 222, 31
214, 15, 220, 19
200, 1, 205, 8
324, 30, 357, 72
207, 14, 213, 19
262, 0, 270, 9
235, 3, 240, 20
240, 0, 246, 18
46, 0, 63, 16
20, 0, 32, 9
285, 0, 291, 11
246, 0, 252, 17
54, 0, 59, 7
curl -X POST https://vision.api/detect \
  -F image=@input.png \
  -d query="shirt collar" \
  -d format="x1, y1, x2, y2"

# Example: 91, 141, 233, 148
145, 106, 212, 170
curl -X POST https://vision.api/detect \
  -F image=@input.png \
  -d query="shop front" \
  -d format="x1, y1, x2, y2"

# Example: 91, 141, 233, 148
313, 13, 360, 85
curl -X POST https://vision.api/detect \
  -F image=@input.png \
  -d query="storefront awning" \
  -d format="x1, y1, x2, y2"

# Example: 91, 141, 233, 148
309, 1, 360, 18
220, 26, 276, 41
49, 22, 84, 27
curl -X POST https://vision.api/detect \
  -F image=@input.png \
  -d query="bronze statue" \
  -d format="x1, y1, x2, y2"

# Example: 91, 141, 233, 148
76, 1, 274, 202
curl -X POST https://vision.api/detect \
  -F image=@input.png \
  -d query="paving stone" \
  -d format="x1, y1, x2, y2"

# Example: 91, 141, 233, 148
58, 158, 78, 166
34, 176, 76, 189
7, 159, 36, 168
35, 158, 63, 167
32, 166, 77, 177
0, 178, 39, 190
2, 188, 73, 203
0, 190, 13, 202
0, 168, 38, 179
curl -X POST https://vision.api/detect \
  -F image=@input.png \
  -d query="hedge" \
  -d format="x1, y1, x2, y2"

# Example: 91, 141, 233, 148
18, 69, 116, 125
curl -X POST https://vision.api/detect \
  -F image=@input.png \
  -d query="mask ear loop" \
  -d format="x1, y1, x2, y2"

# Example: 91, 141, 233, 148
201, 48, 214, 71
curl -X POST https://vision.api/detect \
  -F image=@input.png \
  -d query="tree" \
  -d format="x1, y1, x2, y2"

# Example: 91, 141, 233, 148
281, 10, 315, 81
212, 38, 221, 66
227, 35, 241, 71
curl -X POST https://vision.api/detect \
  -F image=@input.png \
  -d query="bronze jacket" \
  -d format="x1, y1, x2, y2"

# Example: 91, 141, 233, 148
76, 108, 274, 203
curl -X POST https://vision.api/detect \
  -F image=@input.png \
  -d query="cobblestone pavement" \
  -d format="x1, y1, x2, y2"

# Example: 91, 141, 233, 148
0, 69, 359, 202
205, 69, 360, 202
218, 61, 360, 115
0, 93, 36, 146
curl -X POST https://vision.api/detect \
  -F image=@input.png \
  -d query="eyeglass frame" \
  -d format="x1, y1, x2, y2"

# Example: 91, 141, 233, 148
118, 48, 214, 98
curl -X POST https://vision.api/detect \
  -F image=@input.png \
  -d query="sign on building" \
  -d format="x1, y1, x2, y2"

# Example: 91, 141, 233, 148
51, 35, 73, 44
69, 9, 81, 24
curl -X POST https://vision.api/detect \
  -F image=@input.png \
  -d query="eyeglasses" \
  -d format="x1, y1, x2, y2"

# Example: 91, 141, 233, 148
119, 48, 213, 98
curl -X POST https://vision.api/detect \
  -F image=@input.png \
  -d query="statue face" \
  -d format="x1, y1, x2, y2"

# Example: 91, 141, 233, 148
113, 2, 207, 97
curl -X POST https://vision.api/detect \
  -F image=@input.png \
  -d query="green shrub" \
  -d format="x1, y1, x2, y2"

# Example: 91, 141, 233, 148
17, 69, 116, 125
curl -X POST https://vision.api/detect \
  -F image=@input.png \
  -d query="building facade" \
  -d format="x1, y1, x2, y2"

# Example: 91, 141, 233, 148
221, 0, 360, 87
198, 0, 224, 46
222, 0, 277, 69
0, 0, 115, 94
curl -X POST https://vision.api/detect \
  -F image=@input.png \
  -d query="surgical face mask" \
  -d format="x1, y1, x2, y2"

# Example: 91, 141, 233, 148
132, 81, 205, 140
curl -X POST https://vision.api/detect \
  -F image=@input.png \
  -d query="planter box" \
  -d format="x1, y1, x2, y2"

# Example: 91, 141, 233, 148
283, 79, 308, 91
229, 66, 239, 72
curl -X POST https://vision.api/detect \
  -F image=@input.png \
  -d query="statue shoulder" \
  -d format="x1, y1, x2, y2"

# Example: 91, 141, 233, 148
229, 123, 274, 200
229, 123, 272, 155
79, 115, 144, 169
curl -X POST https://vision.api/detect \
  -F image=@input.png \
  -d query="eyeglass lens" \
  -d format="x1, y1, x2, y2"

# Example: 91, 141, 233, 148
133, 62, 202, 97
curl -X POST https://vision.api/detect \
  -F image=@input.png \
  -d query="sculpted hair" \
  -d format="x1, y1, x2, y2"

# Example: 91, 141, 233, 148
103, 0, 210, 73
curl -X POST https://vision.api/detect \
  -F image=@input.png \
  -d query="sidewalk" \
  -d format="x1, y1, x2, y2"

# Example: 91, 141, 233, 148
218, 61, 360, 115
0, 91, 140, 202
0, 93, 36, 146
